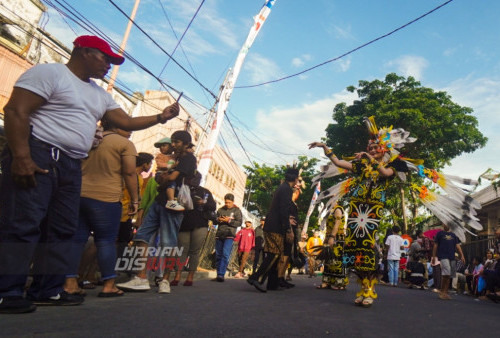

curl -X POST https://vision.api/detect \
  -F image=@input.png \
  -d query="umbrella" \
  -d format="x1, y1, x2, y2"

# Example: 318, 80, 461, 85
424, 228, 442, 240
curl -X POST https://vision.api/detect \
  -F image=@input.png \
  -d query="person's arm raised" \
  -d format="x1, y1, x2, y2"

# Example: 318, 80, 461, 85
104, 102, 179, 131
308, 141, 353, 170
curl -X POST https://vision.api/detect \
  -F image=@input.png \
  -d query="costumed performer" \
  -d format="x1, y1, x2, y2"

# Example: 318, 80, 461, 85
315, 204, 348, 290
309, 116, 482, 307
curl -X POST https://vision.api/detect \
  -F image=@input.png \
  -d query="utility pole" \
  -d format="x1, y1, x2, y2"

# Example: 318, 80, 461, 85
107, 0, 141, 92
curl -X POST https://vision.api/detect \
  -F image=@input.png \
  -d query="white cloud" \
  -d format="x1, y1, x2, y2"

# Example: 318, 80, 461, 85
441, 76, 500, 180
291, 54, 312, 68
443, 47, 458, 57
248, 90, 357, 165
243, 53, 282, 85
292, 57, 304, 67
117, 67, 154, 92
335, 58, 351, 72
162, 0, 240, 50
332, 24, 353, 40
386, 55, 429, 80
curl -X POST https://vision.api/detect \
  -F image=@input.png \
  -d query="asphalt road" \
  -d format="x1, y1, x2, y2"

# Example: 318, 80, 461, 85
1, 273, 499, 337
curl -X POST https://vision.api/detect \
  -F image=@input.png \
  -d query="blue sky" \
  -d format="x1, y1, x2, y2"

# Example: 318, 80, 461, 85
43, 0, 500, 185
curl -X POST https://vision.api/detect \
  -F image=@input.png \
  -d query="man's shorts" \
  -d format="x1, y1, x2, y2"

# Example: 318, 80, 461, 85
440, 259, 456, 278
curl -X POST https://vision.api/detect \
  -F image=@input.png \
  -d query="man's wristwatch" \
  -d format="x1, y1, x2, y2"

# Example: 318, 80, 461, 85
156, 114, 166, 124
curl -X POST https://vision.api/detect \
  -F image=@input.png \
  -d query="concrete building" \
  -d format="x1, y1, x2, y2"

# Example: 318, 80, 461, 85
0, 0, 247, 207
472, 184, 500, 237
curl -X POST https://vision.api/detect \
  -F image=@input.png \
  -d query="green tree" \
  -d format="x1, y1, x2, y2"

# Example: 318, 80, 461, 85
243, 156, 320, 232
326, 73, 487, 169
323, 73, 487, 233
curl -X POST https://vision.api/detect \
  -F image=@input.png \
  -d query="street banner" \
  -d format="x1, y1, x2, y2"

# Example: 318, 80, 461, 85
198, 0, 276, 185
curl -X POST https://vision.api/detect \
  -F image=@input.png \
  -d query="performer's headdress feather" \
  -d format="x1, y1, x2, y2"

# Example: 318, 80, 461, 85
364, 116, 416, 163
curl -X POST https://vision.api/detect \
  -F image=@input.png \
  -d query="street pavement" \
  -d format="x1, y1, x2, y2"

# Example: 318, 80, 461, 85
1, 272, 499, 337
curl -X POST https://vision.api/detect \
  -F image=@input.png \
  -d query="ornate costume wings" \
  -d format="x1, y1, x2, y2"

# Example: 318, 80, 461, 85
313, 116, 482, 242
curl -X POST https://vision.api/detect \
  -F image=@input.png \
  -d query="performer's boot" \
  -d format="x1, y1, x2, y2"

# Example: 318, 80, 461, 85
355, 277, 378, 307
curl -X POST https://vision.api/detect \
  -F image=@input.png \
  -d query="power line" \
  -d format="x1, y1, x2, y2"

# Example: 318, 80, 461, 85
223, 114, 255, 168
236, 0, 455, 89
106, 0, 217, 99
156, 0, 214, 108
3, 3, 211, 128
226, 110, 306, 157
42, 0, 213, 118
157, 0, 204, 78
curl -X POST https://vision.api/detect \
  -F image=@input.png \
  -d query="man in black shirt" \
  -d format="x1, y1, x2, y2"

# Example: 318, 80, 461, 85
117, 130, 196, 293
247, 168, 299, 292
252, 218, 265, 273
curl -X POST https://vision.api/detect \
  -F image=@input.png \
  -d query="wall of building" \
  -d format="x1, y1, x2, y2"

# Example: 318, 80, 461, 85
0, 0, 247, 209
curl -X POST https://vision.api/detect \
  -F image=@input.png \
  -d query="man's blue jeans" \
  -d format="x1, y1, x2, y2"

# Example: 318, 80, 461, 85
0, 138, 81, 298
215, 238, 234, 278
388, 259, 400, 286
133, 201, 184, 248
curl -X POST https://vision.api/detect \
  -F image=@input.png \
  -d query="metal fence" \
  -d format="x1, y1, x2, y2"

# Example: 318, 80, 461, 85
461, 236, 496, 262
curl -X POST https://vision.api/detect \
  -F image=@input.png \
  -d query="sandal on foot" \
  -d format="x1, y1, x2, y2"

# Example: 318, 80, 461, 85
362, 297, 374, 307
98, 290, 124, 298
170, 280, 179, 286
439, 293, 451, 300
354, 296, 364, 305
316, 284, 331, 290
183, 280, 193, 286
80, 281, 96, 289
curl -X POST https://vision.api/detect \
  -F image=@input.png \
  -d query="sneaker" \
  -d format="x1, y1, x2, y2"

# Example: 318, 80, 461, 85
30, 291, 84, 306
116, 276, 151, 291
0, 296, 37, 314
165, 200, 185, 211
158, 280, 171, 294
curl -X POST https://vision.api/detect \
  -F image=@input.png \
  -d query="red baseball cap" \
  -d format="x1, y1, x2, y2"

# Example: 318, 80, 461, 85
73, 35, 125, 65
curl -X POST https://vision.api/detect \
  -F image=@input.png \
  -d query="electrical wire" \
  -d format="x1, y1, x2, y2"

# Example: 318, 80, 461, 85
3, 3, 212, 128
226, 110, 306, 156
157, 0, 204, 78
106, 0, 216, 99
41, 0, 212, 118
236, 0, 455, 89
156, 0, 214, 109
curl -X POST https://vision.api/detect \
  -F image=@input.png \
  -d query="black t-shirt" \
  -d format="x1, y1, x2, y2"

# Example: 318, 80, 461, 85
155, 152, 197, 206
435, 231, 460, 260
173, 152, 197, 187
264, 182, 293, 235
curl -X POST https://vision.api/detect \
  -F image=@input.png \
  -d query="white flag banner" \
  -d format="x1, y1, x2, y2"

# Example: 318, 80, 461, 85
198, 0, 276, 185
302, 182, 321, 235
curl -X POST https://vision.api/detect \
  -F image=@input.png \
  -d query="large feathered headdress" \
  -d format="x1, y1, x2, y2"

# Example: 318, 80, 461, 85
364, 116, 416, 163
